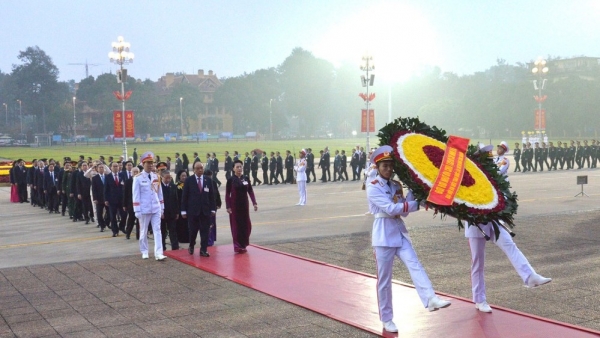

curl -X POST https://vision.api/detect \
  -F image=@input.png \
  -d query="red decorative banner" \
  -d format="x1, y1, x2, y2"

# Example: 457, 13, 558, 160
113, 111, 123, 138
113, 111, 135, 138
427, 136, 470, 206
534, 109, 546, 130
361, 109, 375, 132
124, 111, 135, 137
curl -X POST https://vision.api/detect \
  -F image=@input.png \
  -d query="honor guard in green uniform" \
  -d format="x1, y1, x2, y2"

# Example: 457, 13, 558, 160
521, 143, 529, 172
541, 142, 550, 170
575, 141, 583, 169
555, 141, 563, 169
582, 140, 591, 168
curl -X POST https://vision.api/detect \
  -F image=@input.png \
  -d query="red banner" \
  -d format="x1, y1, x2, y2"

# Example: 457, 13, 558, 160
427, 136, 470, 206
113, 111, 135, 138
534, 109, 546, 130
361, 109, 375, 132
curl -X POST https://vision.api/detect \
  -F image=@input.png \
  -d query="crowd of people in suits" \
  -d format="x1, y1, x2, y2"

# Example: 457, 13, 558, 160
513, 140, 600, 172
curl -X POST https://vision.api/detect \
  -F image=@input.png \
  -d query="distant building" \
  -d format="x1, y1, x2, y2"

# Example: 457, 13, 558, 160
157, 69, 233, 134
547, 57, 600, 81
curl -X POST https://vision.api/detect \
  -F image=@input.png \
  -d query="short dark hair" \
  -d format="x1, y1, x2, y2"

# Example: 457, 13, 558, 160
233, 159, 243, 166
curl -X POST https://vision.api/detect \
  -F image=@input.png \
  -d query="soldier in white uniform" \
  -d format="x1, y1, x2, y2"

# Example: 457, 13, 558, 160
294, 149, 307, 206
466, 141, 551, 313
132, 152, 167, 261
367, 145, 451, 333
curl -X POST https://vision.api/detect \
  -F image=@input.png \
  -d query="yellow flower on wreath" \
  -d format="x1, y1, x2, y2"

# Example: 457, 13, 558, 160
396, 133, 498, 210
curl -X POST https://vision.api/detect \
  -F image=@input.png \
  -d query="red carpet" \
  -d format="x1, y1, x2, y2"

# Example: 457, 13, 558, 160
166, 245, 600, 337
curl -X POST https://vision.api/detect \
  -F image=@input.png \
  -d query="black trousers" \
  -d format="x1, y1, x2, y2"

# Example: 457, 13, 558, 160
188, 213, 210, 252
286, 168, 293, 183
276, 169, 284, 182
161, 217, 178, 250
351, 165, 358, 180
80, 195, 93, 221
306, 167, 316, 182
514, 158, 521, 172
270, 170, 278, 184
225, 170, 232, 180
61, 192, 68, 213
252, 169, 261, 185
125, 208, 139, 239
46, 189, 58, 211
321, 166, 330, 181
262, 169, 269, 184
108, 203, 126, 234
340, 167, 348, 180
95, 202, 107, 229
17, 183, 27, 202
212, 172, 221, 186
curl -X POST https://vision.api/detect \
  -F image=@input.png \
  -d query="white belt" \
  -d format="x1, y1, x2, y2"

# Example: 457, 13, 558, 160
374, 212, 397, 219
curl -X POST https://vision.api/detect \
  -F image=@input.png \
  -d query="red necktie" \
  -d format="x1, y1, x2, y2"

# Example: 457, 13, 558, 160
197, 177, 202, 192
115, 175, 119, 186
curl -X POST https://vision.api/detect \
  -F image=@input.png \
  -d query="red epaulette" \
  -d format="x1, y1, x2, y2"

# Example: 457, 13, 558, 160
371, 179, 379, 185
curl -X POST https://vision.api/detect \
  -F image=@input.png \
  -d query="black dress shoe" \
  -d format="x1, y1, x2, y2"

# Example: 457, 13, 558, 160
200, 251, 210, 257
91, 217, 95, 222
188, 247, 194, 255
100, 228, 104, 232
72, 218, 77, 222
112, 234, 117, 237
126, 235, 130, 240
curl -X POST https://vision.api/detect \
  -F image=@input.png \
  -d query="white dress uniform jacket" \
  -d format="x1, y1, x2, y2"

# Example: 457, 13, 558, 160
367, 177, 419, 246
295, 158, 307, 181
132, 171, 164, 215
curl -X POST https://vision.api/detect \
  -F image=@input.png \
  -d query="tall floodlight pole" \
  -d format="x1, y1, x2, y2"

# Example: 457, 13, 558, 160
108, 36, 134, 160
16, 100, 22, 135
360, 55, 375, 152
531, 57, 548, 141
269, 99, 273, 140
179, 97, 184, 138
72, 97, 77, 141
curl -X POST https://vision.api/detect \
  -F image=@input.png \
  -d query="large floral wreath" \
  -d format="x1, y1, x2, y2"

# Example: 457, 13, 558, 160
378, 117, 518, 236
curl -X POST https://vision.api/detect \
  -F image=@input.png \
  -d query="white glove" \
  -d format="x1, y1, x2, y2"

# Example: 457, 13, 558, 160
135, 212, 141, 219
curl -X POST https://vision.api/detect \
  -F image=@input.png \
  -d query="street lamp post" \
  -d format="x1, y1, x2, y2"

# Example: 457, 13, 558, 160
16, 100, 22, 136
72, 97, 76, 142
269, 99, 273, 140
108, 36, 134, 160
3, 103, 7, 126
179, 97, 184, 138
531, 57, 548, 140
360, 55, 375, 152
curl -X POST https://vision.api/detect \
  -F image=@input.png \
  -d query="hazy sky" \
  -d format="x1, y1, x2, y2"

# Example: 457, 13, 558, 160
2, 0, 600, 83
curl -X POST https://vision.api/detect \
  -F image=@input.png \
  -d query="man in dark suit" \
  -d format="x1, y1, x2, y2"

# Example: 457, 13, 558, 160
43, 163, 60, 213
340, 150, 348, 181
224, 151, 233, 180
123, 166, 140, 240
181, 161, 216, 257
91, 163, 108, 231
27, 159, 37, 206
193, 152, 201, 168
76, 162, 93, 224
14, 159, 28, 203
251, 150, 261, 186
104, 162, 126, 236
261, 151, 269, 185
243, 152, 251, 177
351, 148, 359, 180
285, 150, 294, 184
269, 152, 278, 184
34, 160, 46, 209
276, 151, 285, 183
160, 170, 180, 250
211, 153, 221, 187
174, 152, 183, 174
306, 148, 316, 183
323, 147, 331, 181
